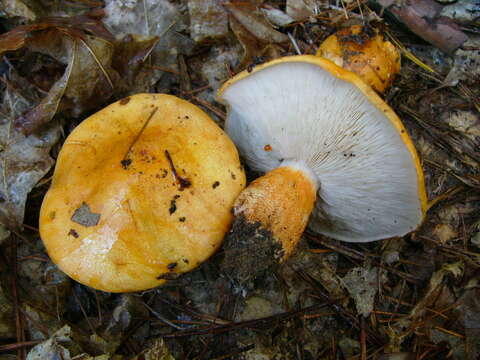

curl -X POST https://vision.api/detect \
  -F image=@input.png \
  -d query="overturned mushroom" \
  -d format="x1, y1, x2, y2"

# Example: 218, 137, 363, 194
40, 94, 245, 292
218, 55, 427, 284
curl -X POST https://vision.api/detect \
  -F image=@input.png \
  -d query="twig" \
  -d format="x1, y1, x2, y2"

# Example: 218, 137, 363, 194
73, 289, 96, 335
188, 95, 226, 121
0, 340, 42, 351
142, 301, 184, 330
294, 267, 383, 345
360, 316, 367, 360
305, 233, 366, 261
163, 303, 327, 338
211, 344, 255, 360
433, 326, 465, 339
121, 107, 158, 165
287, 32, 302, 55
94, 290, 102, 325
157, 297, 230, 325
10, 236, 26, 360
142, 0, 150, 36
307, 233, 421, 284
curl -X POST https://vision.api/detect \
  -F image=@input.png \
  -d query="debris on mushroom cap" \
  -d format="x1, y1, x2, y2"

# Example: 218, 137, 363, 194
39, 94, 246, 293
218, 55, 426, 283
317, 25, 401, 93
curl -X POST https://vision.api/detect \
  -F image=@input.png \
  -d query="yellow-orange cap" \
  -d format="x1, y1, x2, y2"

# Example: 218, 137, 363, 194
40, 94, 246, 292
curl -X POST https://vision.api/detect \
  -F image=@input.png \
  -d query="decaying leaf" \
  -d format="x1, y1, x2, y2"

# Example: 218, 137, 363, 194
132, 338, 176, 360
472, 220, 480, 248
338, 337, 360, 359
238, 296, 283, 321
0, 86, 60, 229
225, 2, 289, 44
16, 240, 71, 313
459, 288, 480, 359
26, 324, 125, 360
444, 110, 480, 143
61, 35, 117, 117
409, 261, 464, 321
103, 0, 193, 94
229, 15, 284, 70
0, 224, 10, 244
1, 0, 40, 21
286, 0, 327, 20
261, 5, 295, 27
14, 39, 74, 135
103, 295, 149, 342
26, 325, 79, 360
309, 252, 347, 304
188, 0, 229, 43
103, 0, 181, 38
0, 14, 115, 55
445, 36, 480, 86
440, 0, 480, 24
0, 13, 117, 134
342, 266, 383, 317
193, 41, 242, 103
112, 34, 160, 92
0, 281, 14, 340
432, 223, 457, 244
24, 304, 62, 340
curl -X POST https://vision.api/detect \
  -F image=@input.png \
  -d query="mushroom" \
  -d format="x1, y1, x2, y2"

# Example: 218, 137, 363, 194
218, 55, 427, 284
39, 94, 246, 292
317, 25, 401, 93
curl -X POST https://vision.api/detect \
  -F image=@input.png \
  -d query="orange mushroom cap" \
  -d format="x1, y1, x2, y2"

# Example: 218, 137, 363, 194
317, 25, 401, 93
40, 94, 245, 292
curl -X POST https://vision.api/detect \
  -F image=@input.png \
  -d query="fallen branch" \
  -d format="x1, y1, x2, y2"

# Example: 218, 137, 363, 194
376, 0, 468, 53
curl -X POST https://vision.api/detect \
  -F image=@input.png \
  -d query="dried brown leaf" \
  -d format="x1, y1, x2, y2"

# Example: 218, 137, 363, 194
14, 40, 74, 135
62, 35, 117, 117
1, 0, 40, 21
0, 83, 61, 229
0, 282, 14, 339
230, 16, 283, 70
286, 0, 327, 21
188, 0, 229, 43
224, 1, 289, 44
0, 14, 119, 134
342, 266, 383, 317
131, 338, 175, 360
112, 35, 160, 88
103, 0, 193, 94
0, 13, 113, 57
409, 262, 463, 320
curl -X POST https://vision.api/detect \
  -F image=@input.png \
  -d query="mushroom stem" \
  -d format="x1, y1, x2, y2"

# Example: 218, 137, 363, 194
222, 165, 317, 286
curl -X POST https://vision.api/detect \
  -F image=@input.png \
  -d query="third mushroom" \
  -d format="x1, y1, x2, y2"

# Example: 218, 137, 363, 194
218, 55, 427, 285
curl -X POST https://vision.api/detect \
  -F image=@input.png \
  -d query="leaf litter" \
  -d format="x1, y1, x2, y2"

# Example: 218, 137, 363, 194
0, 0, 479, 359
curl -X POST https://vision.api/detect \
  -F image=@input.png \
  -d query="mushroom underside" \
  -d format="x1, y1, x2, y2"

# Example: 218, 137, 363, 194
220, 58, 425, 242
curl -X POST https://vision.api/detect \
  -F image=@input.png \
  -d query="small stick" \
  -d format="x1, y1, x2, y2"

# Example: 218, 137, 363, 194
142, 301, 184, 330
360, 316, 367, 360
121, 107, 158, 167
0, 340, 42, 351
73, 290, 96, 335
164, 150, 191, 191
